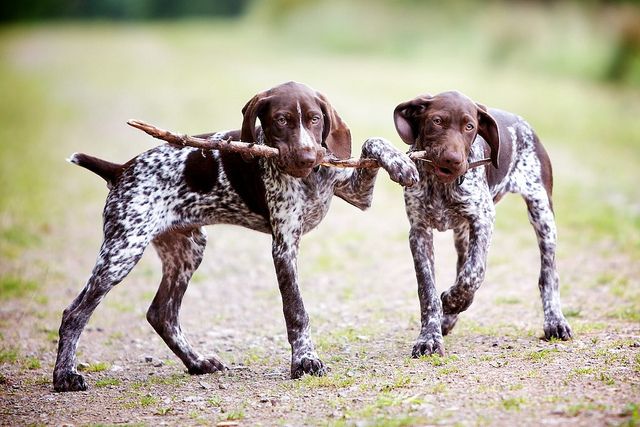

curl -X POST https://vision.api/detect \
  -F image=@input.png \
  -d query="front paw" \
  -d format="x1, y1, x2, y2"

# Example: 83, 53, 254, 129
362, 137, 418, 187
187, 356, 228, 375
441, 314, 459, 336
441, 288, 474, 315
544, 315, 572, 341
53, 371, 87, 392
291, 354, 326, 379
412, 331, 445, 358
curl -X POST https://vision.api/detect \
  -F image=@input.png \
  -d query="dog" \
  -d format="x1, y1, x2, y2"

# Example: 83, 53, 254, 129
53, 81, 419, 391
394, 90, 572, 357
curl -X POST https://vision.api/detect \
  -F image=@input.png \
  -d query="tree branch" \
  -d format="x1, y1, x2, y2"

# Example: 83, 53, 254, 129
127, 119, 490, 170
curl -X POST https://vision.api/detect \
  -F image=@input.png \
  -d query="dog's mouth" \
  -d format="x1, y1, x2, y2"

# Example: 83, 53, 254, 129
284, 166, 315, 178
430, 163, 465, 183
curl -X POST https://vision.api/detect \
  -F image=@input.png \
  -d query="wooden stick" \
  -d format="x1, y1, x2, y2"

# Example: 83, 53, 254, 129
127, 119, 491, 170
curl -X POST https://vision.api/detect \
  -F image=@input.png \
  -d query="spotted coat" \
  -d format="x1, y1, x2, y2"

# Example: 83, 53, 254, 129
395, 91, 572, 357
53, 82, 419, 392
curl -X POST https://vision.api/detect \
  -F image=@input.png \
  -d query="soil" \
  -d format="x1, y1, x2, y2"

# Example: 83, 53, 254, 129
1, 177, 639, 427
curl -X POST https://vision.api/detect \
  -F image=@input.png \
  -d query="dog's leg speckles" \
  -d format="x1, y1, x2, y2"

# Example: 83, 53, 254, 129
525, 193, 572, 341
441, 214, 494, 316
147, 227, 227, 374
405, 189, 445, 357
53, 228, 150, 392
268, 207, 325, 379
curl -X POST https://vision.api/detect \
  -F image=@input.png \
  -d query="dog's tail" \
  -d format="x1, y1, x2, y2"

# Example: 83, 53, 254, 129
67, 153, 125, 189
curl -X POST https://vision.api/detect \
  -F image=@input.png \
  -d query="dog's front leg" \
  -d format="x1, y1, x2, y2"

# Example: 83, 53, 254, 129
405, 190, 445, 357
334, 137, 418, 209
441, 211, 495, 316
271, 223, 326, 379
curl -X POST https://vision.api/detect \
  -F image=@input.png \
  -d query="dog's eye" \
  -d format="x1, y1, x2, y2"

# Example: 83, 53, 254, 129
465, 123, 475, 131
432, 117, 442, 126
277, 117, 287, 126
310, 116, 321, 125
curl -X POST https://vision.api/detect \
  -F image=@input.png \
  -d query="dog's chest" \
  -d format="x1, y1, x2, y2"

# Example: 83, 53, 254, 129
421, 187, 466, 231
264, 165, 335, 235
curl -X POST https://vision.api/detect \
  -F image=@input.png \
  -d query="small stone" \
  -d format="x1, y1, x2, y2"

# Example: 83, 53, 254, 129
144, 356, 153, 363
199, 381, 211, 390
110, 364, 124, 372
218, 383, 228, 390
77, 362, 90, 371
153, 360, 164, 368
259, 397, 269, 403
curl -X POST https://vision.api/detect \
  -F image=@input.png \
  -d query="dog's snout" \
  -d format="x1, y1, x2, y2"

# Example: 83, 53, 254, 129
441, 151, 463, 167
295, 149, 318, 169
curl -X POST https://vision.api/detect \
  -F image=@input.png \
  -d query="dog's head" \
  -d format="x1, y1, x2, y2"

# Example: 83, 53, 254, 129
394, 91, 500, 184
241, 81, 351, 178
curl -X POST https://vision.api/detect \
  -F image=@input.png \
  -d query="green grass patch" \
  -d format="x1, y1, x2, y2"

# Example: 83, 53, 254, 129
526, 348, 558, 362
607, 306, 640, 322
419, 353, 459, 366
379, 374, 411, 392
299, 372, 355, 389
207, 396, 222, 407
78, 361, 110, 372
95, 377, 121, 387
222, 407, 245, 421
0, 347, 19, 364
502, 396, 527, 411
23, 356, 41, 370
0, 275, 40, 300
494, 296, 522, 305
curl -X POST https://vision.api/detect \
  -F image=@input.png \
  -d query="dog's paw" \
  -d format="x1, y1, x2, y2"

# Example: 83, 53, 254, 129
412, 333, 445, 358
544, 315, 572, 341
291, 354, 326, 379
441, 314, 459, 336
362, 137, 419, 187
53, 371, 88, 392
441, 288, 474, 315
386, 156, 419, 187
187, 357, 228, 375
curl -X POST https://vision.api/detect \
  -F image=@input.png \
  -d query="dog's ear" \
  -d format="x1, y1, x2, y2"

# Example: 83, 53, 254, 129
316, 93, 351, 159
241, 92, 271, 144
393, 95, 432, 145
476, 103, 500, 169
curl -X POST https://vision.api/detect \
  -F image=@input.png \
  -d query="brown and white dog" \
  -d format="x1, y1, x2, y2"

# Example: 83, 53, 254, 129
394, 91, 572, 357
53, 81, 419, 391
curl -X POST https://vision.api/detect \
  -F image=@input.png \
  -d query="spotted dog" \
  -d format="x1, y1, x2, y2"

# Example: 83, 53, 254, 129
53, 81, 419, 392
394, 91, 572, 357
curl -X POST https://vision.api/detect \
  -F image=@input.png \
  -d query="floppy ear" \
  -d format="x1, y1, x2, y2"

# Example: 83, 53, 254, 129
316, 93, 351, 159
393, 95, 432, 145
241, 92, 271, 144
476, 103, 500, 169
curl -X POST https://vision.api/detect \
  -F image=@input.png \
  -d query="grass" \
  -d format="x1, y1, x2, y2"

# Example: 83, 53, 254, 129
0, 347, 19, 364
0, 275, 40, 300
95, 377, 121, 387
526, 349, 558, 362
0, 4, 639, 426
78, 361, 110, 372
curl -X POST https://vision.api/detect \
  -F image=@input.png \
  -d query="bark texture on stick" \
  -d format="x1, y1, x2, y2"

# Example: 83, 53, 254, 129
127, 119, 491, 170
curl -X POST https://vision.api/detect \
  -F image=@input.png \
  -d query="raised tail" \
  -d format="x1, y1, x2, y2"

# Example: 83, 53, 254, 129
67, 153, 125, 189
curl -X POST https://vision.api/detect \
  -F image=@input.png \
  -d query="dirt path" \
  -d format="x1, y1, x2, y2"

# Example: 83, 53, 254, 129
1, 22, 639, 427
1, 181, 639, 426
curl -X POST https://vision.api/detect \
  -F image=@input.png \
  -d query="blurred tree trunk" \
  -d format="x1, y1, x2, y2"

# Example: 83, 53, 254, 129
605, 4, 640, 83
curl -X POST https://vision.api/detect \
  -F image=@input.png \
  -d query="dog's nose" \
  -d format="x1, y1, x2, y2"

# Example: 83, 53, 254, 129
295, 150, 317, 169
441, 151, 463, 168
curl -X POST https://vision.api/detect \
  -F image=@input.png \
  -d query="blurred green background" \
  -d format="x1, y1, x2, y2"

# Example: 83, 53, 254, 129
1, 0, 639, 276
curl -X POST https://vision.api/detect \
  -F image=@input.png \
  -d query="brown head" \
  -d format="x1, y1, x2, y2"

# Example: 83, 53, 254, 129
394, 91, 500, 184
241, 81, 352, 178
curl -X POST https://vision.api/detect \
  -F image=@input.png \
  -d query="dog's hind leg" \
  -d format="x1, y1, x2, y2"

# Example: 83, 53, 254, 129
523, 189, 572, 340
441, 224, 470, 335
53, 223, 151, 392
147, 227, 226, 374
